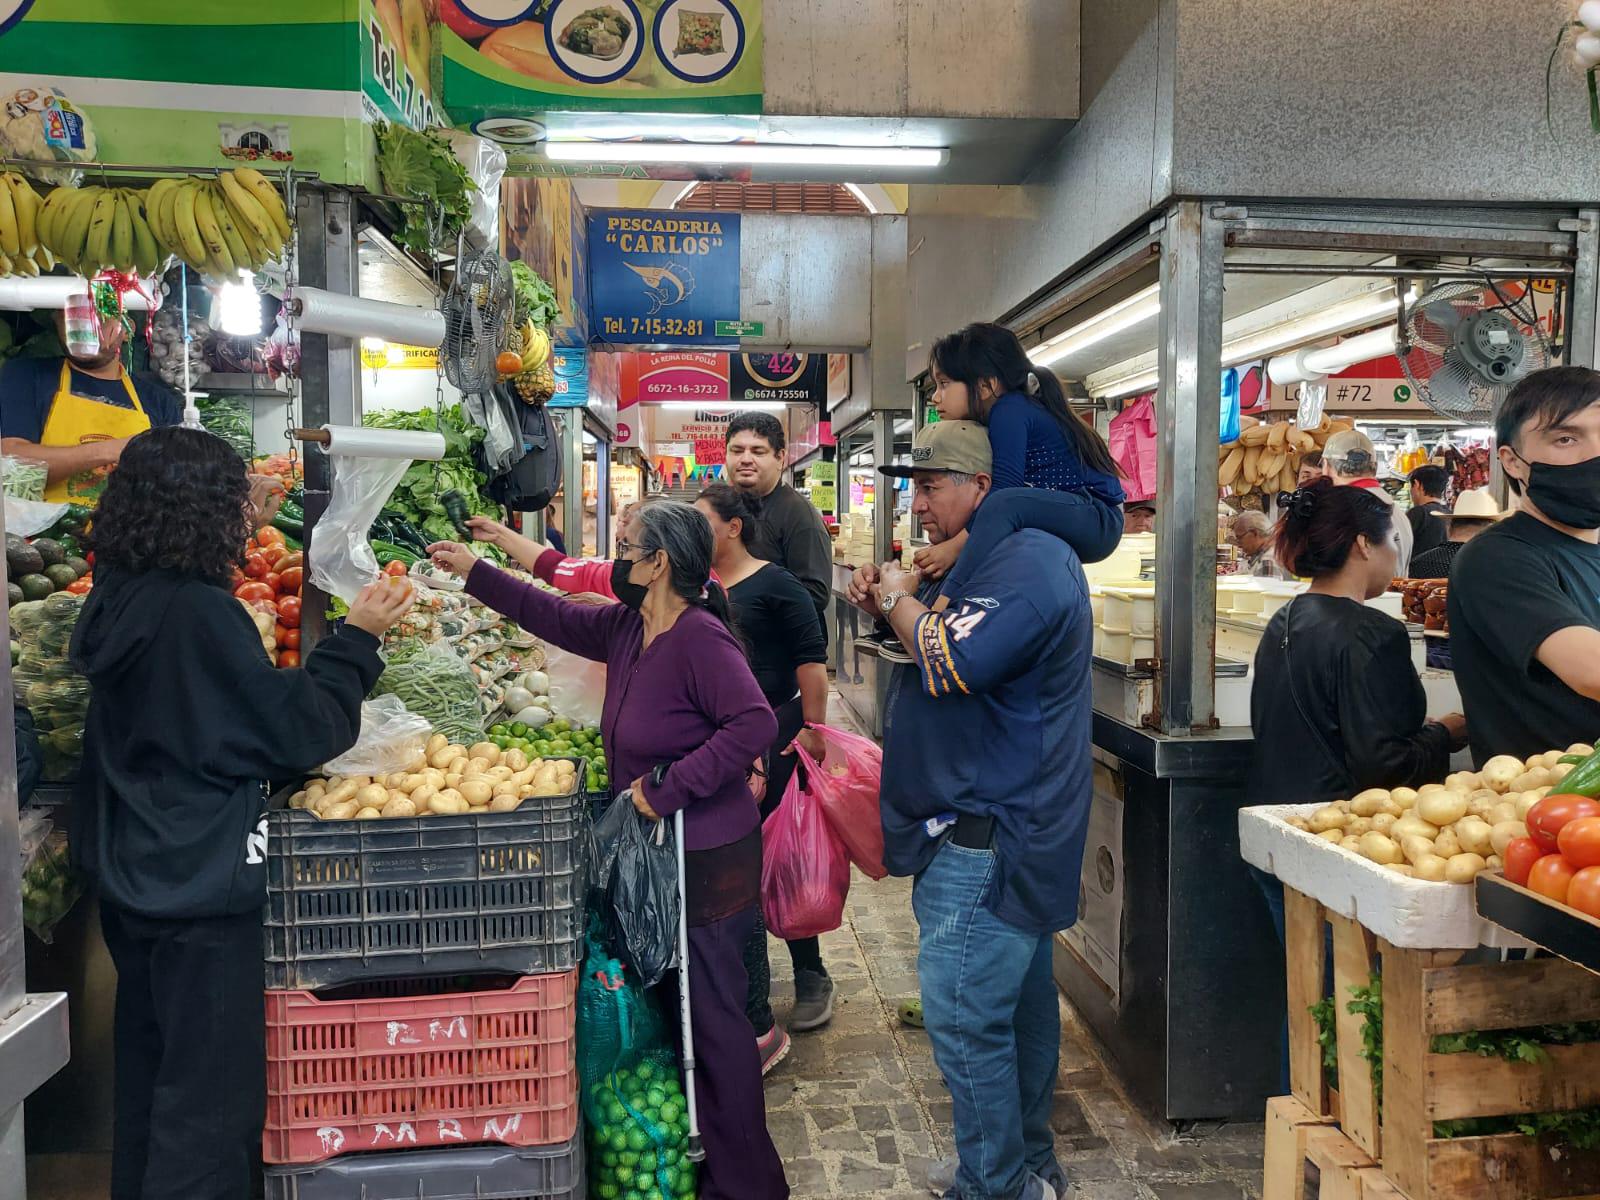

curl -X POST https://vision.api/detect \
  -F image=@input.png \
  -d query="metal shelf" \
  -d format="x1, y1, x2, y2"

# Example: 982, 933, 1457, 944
194, 371, 291, 396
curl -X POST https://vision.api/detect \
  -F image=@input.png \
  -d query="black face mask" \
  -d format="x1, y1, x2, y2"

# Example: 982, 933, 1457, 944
1518, 452, 1600, 529
610, 556, 650, 610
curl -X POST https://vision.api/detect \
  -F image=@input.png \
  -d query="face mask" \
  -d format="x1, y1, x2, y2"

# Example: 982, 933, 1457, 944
610, 556, 650, 609
1518, 452, 1600, 529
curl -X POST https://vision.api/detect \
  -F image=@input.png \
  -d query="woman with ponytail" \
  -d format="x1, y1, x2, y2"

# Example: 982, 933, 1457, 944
428, 499, 790, 1200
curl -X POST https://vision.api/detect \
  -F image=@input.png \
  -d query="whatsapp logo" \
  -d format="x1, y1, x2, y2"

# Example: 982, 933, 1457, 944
1394, 384, 1413, 403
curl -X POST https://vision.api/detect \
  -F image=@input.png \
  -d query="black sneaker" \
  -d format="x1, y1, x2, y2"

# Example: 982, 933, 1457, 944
855, 631, 913, 664
790, 968, 836, 1031
877, 638, 914, 664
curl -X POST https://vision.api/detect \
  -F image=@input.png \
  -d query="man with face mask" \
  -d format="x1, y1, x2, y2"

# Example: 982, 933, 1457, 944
1449, 367, 1600, 763
0, 303, 182, 502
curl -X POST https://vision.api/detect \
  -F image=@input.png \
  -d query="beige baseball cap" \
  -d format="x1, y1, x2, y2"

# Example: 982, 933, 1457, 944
1322, 428, 1377, 468
879, 420, 993, 478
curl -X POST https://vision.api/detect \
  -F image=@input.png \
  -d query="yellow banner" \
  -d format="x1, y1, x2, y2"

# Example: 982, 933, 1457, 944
360, 343, 438, 370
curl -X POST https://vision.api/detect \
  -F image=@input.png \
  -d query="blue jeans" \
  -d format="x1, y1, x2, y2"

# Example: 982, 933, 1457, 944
913, 841, 1063, 1200
940, 488, 1123, 602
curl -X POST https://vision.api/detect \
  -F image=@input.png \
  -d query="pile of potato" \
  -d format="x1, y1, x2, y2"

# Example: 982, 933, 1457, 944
289, 733, 577, 820
1220, 415, 1353, 498
1283, 744, 1594, 882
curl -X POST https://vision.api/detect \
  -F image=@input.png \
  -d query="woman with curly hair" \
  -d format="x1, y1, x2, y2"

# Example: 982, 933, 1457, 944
69, 427, 414, 1200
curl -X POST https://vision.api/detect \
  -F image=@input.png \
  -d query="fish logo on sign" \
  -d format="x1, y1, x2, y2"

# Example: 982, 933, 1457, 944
624, 262, 696, 314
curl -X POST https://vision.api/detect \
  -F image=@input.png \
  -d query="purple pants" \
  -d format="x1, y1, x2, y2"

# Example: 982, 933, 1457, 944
660, 904, 790, 1200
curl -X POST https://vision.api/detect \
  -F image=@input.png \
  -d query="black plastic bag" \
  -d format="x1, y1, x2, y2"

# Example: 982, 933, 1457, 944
593, 797, 680, 988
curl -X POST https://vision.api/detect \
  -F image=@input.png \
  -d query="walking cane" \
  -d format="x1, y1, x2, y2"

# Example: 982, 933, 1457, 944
672, 807, 705, 1163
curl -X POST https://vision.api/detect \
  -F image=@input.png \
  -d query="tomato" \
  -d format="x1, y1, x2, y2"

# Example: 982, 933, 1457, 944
277, 627, 301, 650
1558, 817, 1600, 869
243, 553, 269, 580
277, 649, 301, 669
1529, 854, 1579, 904
277, 567, 303, 594
1504, 837, 1544, 886
234, 581, 275, 604
277, 552, 303, 571
496, 350, 524, 376
1569, 867, 1600, 918
277, 595, 302, 628
256, 527, 287, 549
383, 560, 409, 578
258, 544, 287, 567
264, 572, 282, 595
65, 576, 92, 595
1527, 795, 1600, 853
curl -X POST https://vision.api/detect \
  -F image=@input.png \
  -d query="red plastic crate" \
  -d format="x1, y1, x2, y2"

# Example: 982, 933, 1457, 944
263, 971, 578, 1164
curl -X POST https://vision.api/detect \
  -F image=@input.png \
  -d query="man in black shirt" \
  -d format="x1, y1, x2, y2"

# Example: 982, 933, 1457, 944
1407, 465, 1451, 559
1450, 367, 1600, 763
725, 412, 833, 644
1408, 488, 1502, 580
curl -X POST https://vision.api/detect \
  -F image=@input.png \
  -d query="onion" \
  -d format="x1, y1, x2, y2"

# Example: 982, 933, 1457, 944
513, 705, 551, 728
520, 670, 549, 695
503, 686, 537, 713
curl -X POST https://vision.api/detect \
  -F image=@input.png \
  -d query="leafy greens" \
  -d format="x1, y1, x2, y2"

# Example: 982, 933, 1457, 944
362, 406, 505, 548
510, 260, 562, 329
374, 122, 476, 256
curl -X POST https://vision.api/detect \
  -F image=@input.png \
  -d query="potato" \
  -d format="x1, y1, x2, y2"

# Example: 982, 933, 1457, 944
487, 765, 513, 783
1490, 820, 1529, 856
1538, 751, 1567, 771
556, 759, 576, 775
1455, 817, 1494, 856
469, 742, 501, 765
324, 775, 345, 790
1371, 812, 1397, 834
1391, 786, 1419, 810
445, 773, 463, 790
503, 749, 529, 772
383, 773, 407, 790
427, 733, 448, 755
1512, 769, 1551, 793
510, 766, 536, 787
1417, 791, 1469, 827
429, 792, 470, 815
1434, 828, 1462, 858
397, 774, 425, 794
1401, 834, 1438, 865
1517, 793, 1544, 820
323, 799, 360, 821
447, 756, 469, 776
429, 745, 466, 770
1445, 853, 1487, 884
1309, 806, 1347, 833
493, 781, 520, 797
1392, 814, 1441, 841
489, 794, 524, 813
1570, 743, 1595, 757
1552, 762, 1576, 782
1386, 863, 1416, 876
1481, 755, 1525, 792
1318, 828, 1344, 843
1341, 835, 1365, 852
1445, 771, 1481, 793
411, 784, 437, 810
1345, 817, 1374, 837
1414, 854, 1450, 882
356, 784, 388, 809
1416, 783, 1450, 800
289, 790, 309, 810
1487, 855, 1504, 871
1489, 802, 1519, 825
405, 752, 428, 773
355, 806, 382, 820
322, 780, 359, 807
381, 795, 417, 818
459, 780, 493, 807
348, 776, 372, 789
306, 781, 327, 800
465, 757, 492, 775
1467, 797, 1496, 820
1360, 832, 1404, 865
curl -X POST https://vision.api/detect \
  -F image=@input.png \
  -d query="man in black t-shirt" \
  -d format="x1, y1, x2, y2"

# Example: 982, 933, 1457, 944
1449, 367, 1600, 763
1407, 464, 1451, 559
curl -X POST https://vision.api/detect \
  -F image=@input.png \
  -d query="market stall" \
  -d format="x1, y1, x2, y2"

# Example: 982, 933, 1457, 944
997, 202, 1599, 1121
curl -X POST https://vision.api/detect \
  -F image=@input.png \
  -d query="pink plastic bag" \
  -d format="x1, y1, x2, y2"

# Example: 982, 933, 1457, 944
761, 773, 851, 940
797, 723, 887, 880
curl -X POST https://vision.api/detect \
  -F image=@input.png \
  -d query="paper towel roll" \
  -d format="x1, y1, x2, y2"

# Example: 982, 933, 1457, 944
292, 287, 445, 347
320, 425, 447, 461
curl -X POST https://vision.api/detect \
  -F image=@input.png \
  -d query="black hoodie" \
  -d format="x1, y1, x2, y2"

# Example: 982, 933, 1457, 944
69, 568, 384, 919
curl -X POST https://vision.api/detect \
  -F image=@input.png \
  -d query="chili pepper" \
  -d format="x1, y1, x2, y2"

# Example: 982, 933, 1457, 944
1556, 748, 1600, 798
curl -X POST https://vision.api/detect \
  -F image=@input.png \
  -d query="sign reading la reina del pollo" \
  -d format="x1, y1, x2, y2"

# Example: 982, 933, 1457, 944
589, 210, 741, 347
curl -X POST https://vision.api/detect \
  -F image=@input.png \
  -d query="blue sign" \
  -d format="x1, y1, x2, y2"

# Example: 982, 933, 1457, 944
549, 347, 588, 408
588, 209, 741, 347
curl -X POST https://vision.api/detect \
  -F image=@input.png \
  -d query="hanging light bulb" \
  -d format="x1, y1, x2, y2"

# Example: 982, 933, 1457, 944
218, 271, 262, 337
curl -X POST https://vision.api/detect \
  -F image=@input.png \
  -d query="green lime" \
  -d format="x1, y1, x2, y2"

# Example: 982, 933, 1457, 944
490, 723, 509, 736
596, 1184, 621, 1200
615, 1165, 635, 1188
608, 1129, 629, 1154
659, 1101, 680, 1126
607, 1100, 626, 1124
511, 722, 529, 737
625, 1126, 650, 1152
620, 1149, 639, 1167
603, 1150, 619, 1168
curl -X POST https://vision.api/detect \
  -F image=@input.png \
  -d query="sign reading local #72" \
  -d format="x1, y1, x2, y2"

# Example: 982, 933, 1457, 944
589, 210, 741, 347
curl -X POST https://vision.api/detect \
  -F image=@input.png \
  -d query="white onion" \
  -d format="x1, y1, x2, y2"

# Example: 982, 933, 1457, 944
513, 705, 551, 728
1580, 0, 1600, 33
503, 686, 537, 713
1577, 32, 1600, 68
520, 670, 549, 695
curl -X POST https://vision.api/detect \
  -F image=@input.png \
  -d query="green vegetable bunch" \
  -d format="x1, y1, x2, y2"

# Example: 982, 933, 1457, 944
374, 122, 476, 257
374, 638, 485, 745
362, 406, 505, 548
21, 829, 81, 943
510, 260, 562, 329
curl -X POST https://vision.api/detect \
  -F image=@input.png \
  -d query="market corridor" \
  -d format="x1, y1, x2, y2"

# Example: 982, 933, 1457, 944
766, 703, 1267, 1200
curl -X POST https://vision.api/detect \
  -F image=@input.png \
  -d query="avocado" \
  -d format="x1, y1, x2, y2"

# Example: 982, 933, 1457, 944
6, 537, 42, 579
43, 564, 78, 591
18, 574, 55, 602
62, 556, 89, 580
6, 583, 20, 608
30, 538, 65, 569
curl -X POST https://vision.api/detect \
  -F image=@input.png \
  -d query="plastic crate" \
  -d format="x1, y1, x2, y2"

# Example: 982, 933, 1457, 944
264, 971, 579, 1164
264, 1134, 583, 1199
264, 789, 585, 990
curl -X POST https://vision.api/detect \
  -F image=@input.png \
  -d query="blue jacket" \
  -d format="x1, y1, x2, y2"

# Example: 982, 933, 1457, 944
880, 528, 1094, 934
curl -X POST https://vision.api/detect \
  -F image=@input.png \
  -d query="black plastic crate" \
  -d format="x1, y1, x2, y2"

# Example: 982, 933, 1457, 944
264, 789, 586, 991
264, 1135, 583, 1199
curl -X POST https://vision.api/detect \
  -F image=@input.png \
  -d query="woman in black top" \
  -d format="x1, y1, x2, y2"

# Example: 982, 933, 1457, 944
696, 483, 832, 1071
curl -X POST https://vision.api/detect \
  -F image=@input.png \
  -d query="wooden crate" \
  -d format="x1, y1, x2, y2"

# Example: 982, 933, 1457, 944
1281, 886, 1600, 1200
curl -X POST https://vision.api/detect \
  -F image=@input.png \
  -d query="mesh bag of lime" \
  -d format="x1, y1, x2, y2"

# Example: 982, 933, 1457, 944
577, 925, 697, 1200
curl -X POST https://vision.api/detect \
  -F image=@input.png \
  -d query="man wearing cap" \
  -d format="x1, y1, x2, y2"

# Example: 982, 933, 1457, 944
1323, 428, 1412, 574
1408, 488, 1504, 580
1123, 499, 1156, 535
846, 420, 1092, 1200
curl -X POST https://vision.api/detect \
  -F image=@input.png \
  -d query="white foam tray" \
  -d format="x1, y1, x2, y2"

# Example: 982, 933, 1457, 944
1240, 803, 1530, 950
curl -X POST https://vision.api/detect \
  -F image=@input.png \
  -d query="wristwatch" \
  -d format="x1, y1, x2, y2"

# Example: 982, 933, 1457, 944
880, 589, 911, 614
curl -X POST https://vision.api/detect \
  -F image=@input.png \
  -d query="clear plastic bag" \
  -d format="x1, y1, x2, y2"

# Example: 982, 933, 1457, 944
797, 723, 887, 879
761, 772, 851, 940
373, 639, 485, 746
308, 453, 413, 604
19, 810, 82, 943
442, 129, 506, 253
321, 695, 432, 777
544, 641, 606, 728
591, 798, 680, 989
2, 454, 48, 501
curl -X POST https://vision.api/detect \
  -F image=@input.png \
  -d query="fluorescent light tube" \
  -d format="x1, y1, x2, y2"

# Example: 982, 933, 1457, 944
543, 142, 949, 168
1030, 285, 1162, 368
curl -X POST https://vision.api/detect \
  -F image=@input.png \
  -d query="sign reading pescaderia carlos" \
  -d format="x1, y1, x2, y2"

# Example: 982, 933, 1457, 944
589, 209, 741, 347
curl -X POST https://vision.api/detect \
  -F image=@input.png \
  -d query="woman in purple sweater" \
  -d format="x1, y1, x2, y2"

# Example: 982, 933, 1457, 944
429, 500, 789, 1200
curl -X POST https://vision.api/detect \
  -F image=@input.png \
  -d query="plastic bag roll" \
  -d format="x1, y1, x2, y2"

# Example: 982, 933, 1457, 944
292, 286, 445, 347
320, 425, 446, 461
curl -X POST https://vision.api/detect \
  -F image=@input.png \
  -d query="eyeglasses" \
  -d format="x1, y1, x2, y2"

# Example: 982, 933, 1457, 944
616, 538, 643, 558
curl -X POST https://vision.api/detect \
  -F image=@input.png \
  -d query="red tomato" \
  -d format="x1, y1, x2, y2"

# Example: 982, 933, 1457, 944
243, 553, 269, 580
277, 595, 302, 628
277, 552, 303, 571
277, 649, 301, 669
1504, 837, 1544, 887
1569, 867, 1600, 918
1529, 854, 1579, 904
383, 560, 409, 578
1527, 795, 1600, 853
256, 527, 287, 549
65, 576, 92, 595
1558, 817, 1600, 869
278, 627, 301, 650
264, 572, 282, 595
258, 544, 287, 567
277, 567, 304, 594
234, 581, 275, 604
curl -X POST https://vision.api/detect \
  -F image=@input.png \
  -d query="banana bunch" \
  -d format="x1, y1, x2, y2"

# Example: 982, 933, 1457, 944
38, 184, 163, 277
0, 171, 55, 277
511, 319, 554, 403
144, 168, 290, 280
1219, 414, 1354, 497
518, 319, 551, 372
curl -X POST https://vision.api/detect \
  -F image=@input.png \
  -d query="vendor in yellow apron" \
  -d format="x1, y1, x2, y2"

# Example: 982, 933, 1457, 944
39, 361, 151, 503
